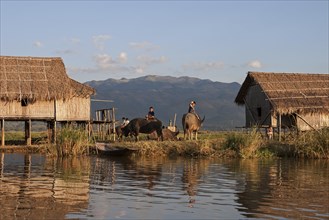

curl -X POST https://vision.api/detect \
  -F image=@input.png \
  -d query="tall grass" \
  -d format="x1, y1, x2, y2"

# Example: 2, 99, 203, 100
54, 126, 90, 157
222, 128, 264, 158
291, 128, 329, 158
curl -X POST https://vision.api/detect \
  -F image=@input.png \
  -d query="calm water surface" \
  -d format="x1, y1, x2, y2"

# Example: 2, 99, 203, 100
0, 153, 328, 219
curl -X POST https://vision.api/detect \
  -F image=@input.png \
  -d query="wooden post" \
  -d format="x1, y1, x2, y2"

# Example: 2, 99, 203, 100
112, 108, 116, 142
87, 121, 91, 138
1, 152, 4, 177
1, 119, 4, 147
25, 119, 32, 146
173, 113, 177, 127
53, 121, 57, 144
47, 121, 51, 143
47, 121, 56, 144
54, 100, 57, 144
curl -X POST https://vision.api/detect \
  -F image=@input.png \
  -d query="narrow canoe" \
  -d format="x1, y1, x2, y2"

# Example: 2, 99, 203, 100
95, 142, 136, 156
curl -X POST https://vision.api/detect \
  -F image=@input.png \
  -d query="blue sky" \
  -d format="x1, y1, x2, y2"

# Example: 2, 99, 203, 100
1, 1, 328, 83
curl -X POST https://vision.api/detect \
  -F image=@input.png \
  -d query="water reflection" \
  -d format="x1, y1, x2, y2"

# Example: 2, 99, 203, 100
0, 153, 328, 219
0, 153, 91, 219
227, 159, 329, 219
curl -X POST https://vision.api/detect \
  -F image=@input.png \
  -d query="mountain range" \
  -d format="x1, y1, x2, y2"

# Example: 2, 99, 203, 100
85, 75, 245, 130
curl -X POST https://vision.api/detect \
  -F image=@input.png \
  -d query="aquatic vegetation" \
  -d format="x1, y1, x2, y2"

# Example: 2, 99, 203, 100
290, 127, 329, 159
222, 128, 263, 158
53, 125, 90, 157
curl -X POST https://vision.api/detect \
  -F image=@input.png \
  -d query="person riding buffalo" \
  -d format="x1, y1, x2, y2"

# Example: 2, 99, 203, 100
188, 101, 200, 120
146, 106, 155, 121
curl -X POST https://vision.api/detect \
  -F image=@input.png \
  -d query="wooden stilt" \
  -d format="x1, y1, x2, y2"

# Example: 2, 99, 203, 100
1, 152, 4, 178
112, 108, 116, 142
47, 121, 56, 144
1, 119, 4, 147
53, 121, 57, 144
278, 113, 282, 141
25, 119, 32, 145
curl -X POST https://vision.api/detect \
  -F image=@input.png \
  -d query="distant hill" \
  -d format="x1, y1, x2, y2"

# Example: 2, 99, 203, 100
85, 75, 244, 130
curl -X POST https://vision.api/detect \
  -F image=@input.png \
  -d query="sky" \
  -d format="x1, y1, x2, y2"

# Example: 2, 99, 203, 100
1, 0, 328, 84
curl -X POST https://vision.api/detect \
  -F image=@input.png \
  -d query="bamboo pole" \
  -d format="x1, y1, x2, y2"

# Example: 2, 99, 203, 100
112, 108, 116, 142
1, 119, 4, 147
173, 113, 177, 127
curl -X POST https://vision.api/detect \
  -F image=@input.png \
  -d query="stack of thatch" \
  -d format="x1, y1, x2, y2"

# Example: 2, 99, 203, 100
235, 72, 329, 114
0, 56, 95, 102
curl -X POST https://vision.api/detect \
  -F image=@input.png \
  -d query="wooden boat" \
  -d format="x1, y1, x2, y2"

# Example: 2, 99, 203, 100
95, 142, 137, 156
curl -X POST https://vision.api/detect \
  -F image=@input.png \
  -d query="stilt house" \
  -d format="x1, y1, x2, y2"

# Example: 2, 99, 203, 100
0, 56, 95, 145
235, 72, 329, 131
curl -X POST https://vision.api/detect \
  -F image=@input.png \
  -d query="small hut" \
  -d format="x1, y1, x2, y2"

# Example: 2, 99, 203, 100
0, 56, 95, 146
235, 72, 329, 135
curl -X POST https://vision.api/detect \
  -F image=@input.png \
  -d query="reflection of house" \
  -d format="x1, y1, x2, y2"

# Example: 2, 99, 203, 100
0, 56, 95, 145
235, 72, 329, 133
0, 153, 90, 219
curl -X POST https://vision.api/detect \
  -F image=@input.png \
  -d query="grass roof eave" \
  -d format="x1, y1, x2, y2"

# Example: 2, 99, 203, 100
0, 56, 95, 102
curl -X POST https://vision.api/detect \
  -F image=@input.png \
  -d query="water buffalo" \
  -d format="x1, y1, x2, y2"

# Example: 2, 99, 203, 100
182, 113, 205, 140
122, 118, 163, 141
148, 128, 180, 141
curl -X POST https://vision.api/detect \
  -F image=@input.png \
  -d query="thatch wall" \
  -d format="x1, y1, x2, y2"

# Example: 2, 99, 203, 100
235, 72, 329, 115
0, 56, 95, 121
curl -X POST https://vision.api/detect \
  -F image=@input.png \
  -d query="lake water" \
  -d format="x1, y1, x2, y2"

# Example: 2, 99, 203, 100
0, 153, 328, 219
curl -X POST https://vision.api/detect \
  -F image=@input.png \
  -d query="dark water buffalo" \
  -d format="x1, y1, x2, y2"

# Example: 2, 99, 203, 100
122, 118, 163, 141
148, 128, 180, 141
182, 113, 205, 140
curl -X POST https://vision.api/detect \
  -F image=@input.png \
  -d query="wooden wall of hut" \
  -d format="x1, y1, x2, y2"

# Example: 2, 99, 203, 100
56, 97, 91, 121
0, 100, 55, 119
296, 113, 329, 131
244, 84, 272, 127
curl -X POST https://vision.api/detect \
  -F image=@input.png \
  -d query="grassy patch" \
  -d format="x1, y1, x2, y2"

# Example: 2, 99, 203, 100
3, 127, 329, 159
4, 131, 48, 145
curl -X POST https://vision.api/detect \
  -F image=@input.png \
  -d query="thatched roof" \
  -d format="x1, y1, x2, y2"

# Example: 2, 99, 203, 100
235, 72, 329, 114
0, 56, 95, 102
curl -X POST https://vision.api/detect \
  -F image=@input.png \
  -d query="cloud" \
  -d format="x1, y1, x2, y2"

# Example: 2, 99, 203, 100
67, 66, 98, 74
92, 34, 111, 50
55, 49, 75, 55
118, 52, 127, 63
67, 52, 162, 77
93, 54, 115, 69
129, 41, 159, 51
247, 60, 263, 68
136, 55, 167, 65
182, 61, 225, 72
135, 65, 145, 74
70, 38, 81, 44
33, 41, 43, 48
